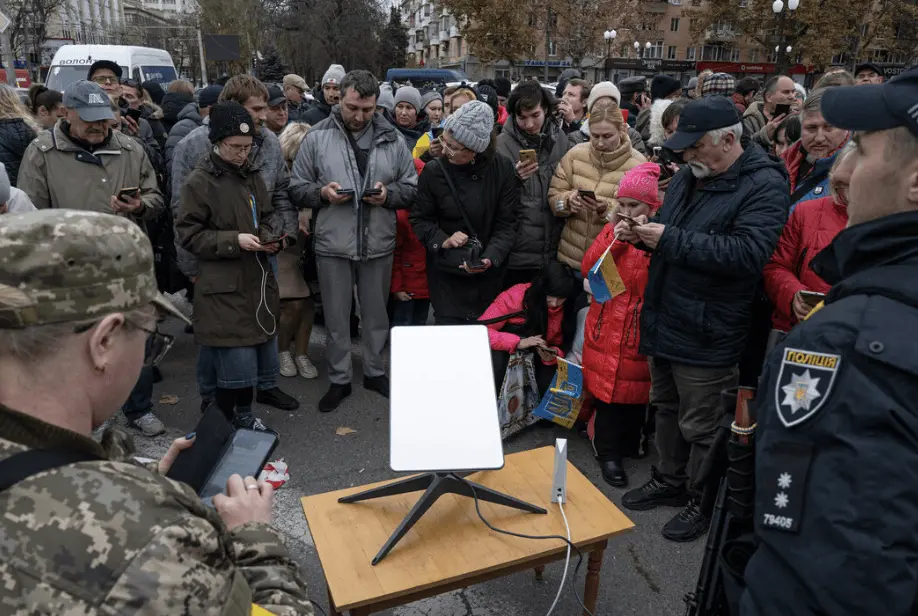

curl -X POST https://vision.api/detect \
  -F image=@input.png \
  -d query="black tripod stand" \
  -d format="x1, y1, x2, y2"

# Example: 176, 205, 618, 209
339, 471, 547, 565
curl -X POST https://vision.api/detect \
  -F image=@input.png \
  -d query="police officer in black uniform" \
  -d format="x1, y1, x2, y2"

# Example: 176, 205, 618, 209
740, 68, 918, 615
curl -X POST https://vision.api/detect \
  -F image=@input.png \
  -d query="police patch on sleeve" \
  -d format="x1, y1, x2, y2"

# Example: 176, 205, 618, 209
774, 348, 841, 428
758, 441, 813, 533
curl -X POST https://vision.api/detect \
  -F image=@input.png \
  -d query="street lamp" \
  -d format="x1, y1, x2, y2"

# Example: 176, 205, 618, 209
786, 45, 793, 53
603, 30, 617, 80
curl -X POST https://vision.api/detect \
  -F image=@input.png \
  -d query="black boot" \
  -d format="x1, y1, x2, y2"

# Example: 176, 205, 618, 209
363, 375, 389, 398
319, 383, 353, 412
600, 459, 628, 487
256, 386, 300, 411
621, 466, 689, 511
662, 499, 710, 542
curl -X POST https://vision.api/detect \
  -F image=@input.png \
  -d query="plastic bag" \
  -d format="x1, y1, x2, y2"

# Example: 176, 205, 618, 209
498, 351, 541, 439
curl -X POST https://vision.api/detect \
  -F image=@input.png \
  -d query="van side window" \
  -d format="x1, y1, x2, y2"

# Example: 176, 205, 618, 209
132, 67, 142, 83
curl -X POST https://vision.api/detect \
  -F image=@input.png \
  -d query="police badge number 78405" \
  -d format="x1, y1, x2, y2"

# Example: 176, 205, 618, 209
774, 348, 841, 428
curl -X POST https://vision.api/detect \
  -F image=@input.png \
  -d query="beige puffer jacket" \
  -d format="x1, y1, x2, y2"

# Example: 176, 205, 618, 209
548, 139, 646, 270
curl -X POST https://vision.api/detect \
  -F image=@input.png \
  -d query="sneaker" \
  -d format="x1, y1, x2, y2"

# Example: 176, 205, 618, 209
256, 387, 300, 411
234, 412, 277, 434
279, 351, 297, 377
621, 466, 689, 511
295, 355, 319, 379
363, 375, 390, 398
319, 383, 353, 412
131, 411, 165, 437
662, 499, 710, 542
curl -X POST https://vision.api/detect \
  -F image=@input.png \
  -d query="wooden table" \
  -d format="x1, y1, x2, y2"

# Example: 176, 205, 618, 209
301, 446, 634, 615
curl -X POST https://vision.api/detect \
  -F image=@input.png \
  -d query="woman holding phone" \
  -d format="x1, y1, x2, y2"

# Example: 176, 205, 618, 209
177, 101, 282, 431
411, 101, 518, 324
548, 100, 645, 272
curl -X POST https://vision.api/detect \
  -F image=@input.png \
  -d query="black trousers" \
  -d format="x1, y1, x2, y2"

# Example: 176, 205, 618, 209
592, 399, 647, 462
490, 349, 557, 394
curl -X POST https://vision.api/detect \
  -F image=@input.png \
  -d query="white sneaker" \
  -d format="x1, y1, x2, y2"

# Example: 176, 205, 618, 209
295, 355, 318, 379
131, 412, 165, 437
279, 351, 296, 377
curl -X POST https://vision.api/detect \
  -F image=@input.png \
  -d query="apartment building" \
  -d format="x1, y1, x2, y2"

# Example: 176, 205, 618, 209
402, 0, 475, 77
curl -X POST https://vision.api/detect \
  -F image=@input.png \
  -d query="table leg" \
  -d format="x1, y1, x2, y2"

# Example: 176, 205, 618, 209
534, 565, 545, 581
583, 546, 605, 616
328, 585, 341, 616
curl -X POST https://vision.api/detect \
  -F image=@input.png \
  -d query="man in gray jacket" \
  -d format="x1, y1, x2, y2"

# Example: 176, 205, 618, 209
290, 70, 417, 412
171, 74, 300, 415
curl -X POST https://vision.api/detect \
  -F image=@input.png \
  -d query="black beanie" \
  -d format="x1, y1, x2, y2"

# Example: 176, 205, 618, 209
208, 101, 256, 144
475, 84, 500, 123
650, 74, 682, 101
493, 77, 512, 99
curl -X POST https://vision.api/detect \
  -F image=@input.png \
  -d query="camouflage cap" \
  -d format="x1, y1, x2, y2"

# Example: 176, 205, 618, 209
0, 210, 190, 328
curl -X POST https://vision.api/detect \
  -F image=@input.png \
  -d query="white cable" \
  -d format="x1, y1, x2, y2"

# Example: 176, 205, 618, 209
255, 254, 277, 336
545, 498, 572, 616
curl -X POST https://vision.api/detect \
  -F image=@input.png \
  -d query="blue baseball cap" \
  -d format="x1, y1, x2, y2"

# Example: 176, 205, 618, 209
62, 80, 114, 123
663, 96, 741, 151
821, 66, 918, 137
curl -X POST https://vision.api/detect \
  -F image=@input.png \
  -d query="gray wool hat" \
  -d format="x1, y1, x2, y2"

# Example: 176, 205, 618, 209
377, 88, 395, 112
394, 86, 422, 112
443, 100, 493, 153
322, 64, 346, 86
421, 90, 442, 111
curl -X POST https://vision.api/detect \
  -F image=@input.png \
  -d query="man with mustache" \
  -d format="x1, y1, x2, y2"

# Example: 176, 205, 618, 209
18, 79, 167, 437
614, 96, 789, 543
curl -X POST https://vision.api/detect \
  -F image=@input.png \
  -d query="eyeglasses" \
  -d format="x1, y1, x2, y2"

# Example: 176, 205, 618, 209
440, 135, 470, 158
91, 75, 118, 85
74, 318, 175, 367
221, 142, 253, 155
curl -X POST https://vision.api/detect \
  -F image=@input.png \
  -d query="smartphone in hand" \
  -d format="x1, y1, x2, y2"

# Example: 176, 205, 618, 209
117, 187, 140, 201
519, 149, 537, 165
336, 188, 356, 197
578, 189, 597, 200
260, 233, 289, 247
364, 188, 383, 196
774, 103, 792, 118
617, 213, 639, 226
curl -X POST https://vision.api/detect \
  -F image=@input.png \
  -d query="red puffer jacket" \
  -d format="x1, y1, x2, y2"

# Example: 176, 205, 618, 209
391, 158, 430, 299
763, 195, 847, 332
580, 224, 652, 405
478, 283, 564, 364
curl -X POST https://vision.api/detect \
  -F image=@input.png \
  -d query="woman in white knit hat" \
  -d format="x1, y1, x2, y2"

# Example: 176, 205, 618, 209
410, 100, 519, 324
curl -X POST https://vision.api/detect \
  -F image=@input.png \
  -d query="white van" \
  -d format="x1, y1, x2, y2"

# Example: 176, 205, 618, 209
46, 45, 177, 93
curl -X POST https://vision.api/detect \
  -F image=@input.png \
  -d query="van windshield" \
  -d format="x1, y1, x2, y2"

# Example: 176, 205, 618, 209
46, 65, 129, 93
141, 65, 177, 84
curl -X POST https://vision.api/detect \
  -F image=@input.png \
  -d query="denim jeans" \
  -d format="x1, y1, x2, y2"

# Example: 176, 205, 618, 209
123, 338, 153, 422
390, 298, 431, 327
206, 338, 279, 389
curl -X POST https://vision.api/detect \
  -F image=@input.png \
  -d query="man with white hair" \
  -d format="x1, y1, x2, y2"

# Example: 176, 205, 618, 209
616, 96, 789, 542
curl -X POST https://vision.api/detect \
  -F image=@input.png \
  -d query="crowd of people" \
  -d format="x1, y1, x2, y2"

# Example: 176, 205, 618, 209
2, 50, 918, 614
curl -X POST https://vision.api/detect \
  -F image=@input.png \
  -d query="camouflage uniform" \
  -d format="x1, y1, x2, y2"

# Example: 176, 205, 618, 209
0, 210, 314, 615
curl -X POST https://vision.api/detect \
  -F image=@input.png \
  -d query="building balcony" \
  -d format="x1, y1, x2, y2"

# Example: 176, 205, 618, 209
706, 27, 737, 41
430, 32, 440, 44
645, 0, 668, 12
439, 29, 449, 41
449, 25, 459, 37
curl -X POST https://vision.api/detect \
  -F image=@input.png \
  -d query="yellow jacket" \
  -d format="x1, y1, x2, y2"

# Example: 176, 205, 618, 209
412, 131, 432, 159
548, 139, 646, 270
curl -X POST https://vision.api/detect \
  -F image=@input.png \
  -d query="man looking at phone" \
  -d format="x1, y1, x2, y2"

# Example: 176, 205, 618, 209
743, 75, 797, 149
291, 70, 417, 412
496, 80, 564, 288
615, 96, 788, 542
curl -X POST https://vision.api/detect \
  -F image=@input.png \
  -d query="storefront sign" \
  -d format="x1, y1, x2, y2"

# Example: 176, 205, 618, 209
696, 61, 813, 75
604, 58, 695, 72
520, 59, 573, 67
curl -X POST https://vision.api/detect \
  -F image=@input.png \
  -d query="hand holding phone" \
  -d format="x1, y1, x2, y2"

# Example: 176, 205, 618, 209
617, 212, 639, 226
364, 188, 383, 196
519, 149, 538, 166
774, 103, 792, 118
117, 186, 140, 201
260, 233, 289, 247
200, 429, 279, 508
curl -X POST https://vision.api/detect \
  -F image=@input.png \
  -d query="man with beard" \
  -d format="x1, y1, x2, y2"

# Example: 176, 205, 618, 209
302, 64, 345, 126
290, 70, 417, 413
18, 79, 166, 436
615, 96, 789, 542
495, 80, 564, 287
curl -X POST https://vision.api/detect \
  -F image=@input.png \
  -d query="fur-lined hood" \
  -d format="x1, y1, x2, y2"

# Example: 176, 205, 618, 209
647, 99, 673, 148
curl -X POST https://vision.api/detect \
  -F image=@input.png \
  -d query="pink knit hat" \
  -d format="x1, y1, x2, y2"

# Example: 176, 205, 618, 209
617, 162, 663, 210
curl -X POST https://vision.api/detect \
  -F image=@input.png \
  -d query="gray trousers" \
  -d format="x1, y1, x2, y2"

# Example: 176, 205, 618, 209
650, 357, 738, 494
317, 254, 393, 385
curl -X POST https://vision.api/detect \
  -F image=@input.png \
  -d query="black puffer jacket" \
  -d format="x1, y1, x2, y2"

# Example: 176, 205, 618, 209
0, 118, 36, 186
301, 88, 332, 126
165, 103, 203, 172
639, 143, 789, 366
159, 92, 194, 134
411, 153, 519, 321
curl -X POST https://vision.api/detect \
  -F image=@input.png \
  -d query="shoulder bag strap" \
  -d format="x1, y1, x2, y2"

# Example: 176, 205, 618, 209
0, 449, 102, 492
790, 172, 827, 204
478, 310, 526, 325
434, 159, 478, 238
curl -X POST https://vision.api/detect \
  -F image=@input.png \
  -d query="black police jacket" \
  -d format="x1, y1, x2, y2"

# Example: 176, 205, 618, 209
741, 210, 918, 616
639, 143, 789, 367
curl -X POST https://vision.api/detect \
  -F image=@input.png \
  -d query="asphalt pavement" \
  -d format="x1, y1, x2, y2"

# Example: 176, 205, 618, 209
131, 319, 703, 616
